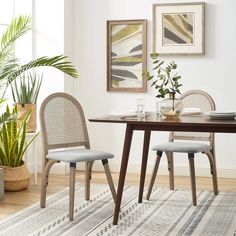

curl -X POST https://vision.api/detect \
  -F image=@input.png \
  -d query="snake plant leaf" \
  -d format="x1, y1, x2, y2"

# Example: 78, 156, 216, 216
0, 146, 8, 166
16, 120, 26, 166
0, 105, 37, 167
2, 123, 11, 165
18, 111, 40, 165
9, 138, 18, 166
11, 72, 43, 104
17, 111, 29, 156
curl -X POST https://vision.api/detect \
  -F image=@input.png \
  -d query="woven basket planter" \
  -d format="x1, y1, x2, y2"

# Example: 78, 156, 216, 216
17, 103, 37, 133
2, 162, 31, 191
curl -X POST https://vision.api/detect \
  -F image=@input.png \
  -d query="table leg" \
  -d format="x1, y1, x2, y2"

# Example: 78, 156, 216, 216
138, 130, 151, 203
113, 124, 134, 225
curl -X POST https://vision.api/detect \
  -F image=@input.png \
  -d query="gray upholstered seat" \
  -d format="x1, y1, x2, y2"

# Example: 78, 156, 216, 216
152, 142, 211, 153
147, 90, 218, 206
47, 149, 114, 162
40, 92, 116, 221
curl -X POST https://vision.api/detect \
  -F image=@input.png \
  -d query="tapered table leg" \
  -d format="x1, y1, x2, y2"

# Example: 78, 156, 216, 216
138, 130, 151, 203
113, 124, 134, 225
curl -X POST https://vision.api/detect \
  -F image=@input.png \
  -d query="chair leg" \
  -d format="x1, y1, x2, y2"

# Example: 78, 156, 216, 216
69, 163, 76, 221
40, 160, 57, 208
166, 151, 174, 190
204, 151, 219, 195
146, 151, 162, 200
85, 161, 94, 200
102, 159, 116, 203
188, 153, 197, 206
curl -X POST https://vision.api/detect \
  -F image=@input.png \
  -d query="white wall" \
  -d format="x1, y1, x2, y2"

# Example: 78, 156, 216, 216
33, 0, 75, 174
15, 0, 68, 174
71, 0, 236, 178
33, 0, 65, 104
0, 1, 82, 175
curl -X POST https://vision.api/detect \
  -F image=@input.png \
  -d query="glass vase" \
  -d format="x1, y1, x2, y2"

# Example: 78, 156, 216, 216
160, 93, 183, 118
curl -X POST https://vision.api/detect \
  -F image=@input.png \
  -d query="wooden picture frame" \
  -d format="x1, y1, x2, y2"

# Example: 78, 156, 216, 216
153, 2, 205, 55
107, 19, 147, 92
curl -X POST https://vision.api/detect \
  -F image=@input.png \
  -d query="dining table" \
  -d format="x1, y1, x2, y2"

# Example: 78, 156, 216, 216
89, 112, 236, 225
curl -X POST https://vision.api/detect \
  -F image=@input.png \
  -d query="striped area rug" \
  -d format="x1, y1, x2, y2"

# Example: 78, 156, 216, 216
0, 183, 236, 236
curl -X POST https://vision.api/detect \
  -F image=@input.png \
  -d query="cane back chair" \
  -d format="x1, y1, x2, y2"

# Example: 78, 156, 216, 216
40, 93, 116, 220
147, 90, 218, 205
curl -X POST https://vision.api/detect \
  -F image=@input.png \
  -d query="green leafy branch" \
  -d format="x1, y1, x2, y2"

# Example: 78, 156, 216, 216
144, 53, 182, 98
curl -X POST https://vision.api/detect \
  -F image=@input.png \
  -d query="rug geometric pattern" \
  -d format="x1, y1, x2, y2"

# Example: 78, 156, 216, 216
0, 183, 236, 236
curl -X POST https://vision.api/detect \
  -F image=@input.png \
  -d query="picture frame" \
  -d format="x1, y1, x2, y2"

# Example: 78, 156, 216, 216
153, 2, 205, 55
107, 19, 147, 92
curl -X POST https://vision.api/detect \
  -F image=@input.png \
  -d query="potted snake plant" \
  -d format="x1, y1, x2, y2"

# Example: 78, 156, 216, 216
0, 105, 38, 191
11, 72, 42, 132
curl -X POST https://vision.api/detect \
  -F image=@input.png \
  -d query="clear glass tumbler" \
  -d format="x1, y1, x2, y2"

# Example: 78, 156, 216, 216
137, 99, 145, 118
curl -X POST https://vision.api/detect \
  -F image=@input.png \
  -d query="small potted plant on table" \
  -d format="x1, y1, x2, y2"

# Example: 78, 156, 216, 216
145, 53, 183, 118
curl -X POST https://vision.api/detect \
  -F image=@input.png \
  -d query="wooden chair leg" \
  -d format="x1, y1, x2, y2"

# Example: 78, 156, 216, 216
166, 151, 174, 190
85, 161, 94, 201
69, 163, 76, 221
138, 130, 151, 203
85, 161, 90, 201
40, 170, 47, 208
40, 160, 56, 208
102, 159, 116, 203
205, 151, 219, 195
188, 153, 197, 206
146, 151, 162, 200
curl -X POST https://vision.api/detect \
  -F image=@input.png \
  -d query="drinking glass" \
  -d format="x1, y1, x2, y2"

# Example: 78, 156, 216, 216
156, 101, 160, 116
137, 99, 145, 118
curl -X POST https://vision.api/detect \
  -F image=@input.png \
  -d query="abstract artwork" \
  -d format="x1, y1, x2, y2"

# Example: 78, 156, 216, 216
107, 20, 147, 92
163, 13, 194, 45
153, 3, 205, 55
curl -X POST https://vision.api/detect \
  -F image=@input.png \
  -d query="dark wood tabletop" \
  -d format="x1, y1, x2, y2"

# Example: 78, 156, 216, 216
89, 112, 236, 133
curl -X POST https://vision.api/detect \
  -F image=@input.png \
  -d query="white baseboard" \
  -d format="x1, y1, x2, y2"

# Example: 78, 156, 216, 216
90, 161, 236, 179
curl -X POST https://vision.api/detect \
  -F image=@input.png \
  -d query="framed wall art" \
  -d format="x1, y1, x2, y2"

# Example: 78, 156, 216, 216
107, 19, 147, 92
153, 2, 205, 55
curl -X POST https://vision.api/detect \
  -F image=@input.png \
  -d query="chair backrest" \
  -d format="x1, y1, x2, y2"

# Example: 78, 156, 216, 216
170, 90, 216, 147
40, 93, 90, 154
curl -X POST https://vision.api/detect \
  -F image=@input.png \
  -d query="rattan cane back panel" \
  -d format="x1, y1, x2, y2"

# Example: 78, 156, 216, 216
40, 93, 89, 150
172, 90, 215, 141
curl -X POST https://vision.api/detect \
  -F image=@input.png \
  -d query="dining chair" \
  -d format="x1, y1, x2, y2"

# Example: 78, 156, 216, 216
146, 90, 218, 206
40, 92, 116, 221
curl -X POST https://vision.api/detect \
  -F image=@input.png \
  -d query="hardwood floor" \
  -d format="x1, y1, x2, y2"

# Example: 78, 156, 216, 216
1, 171, 236, 220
